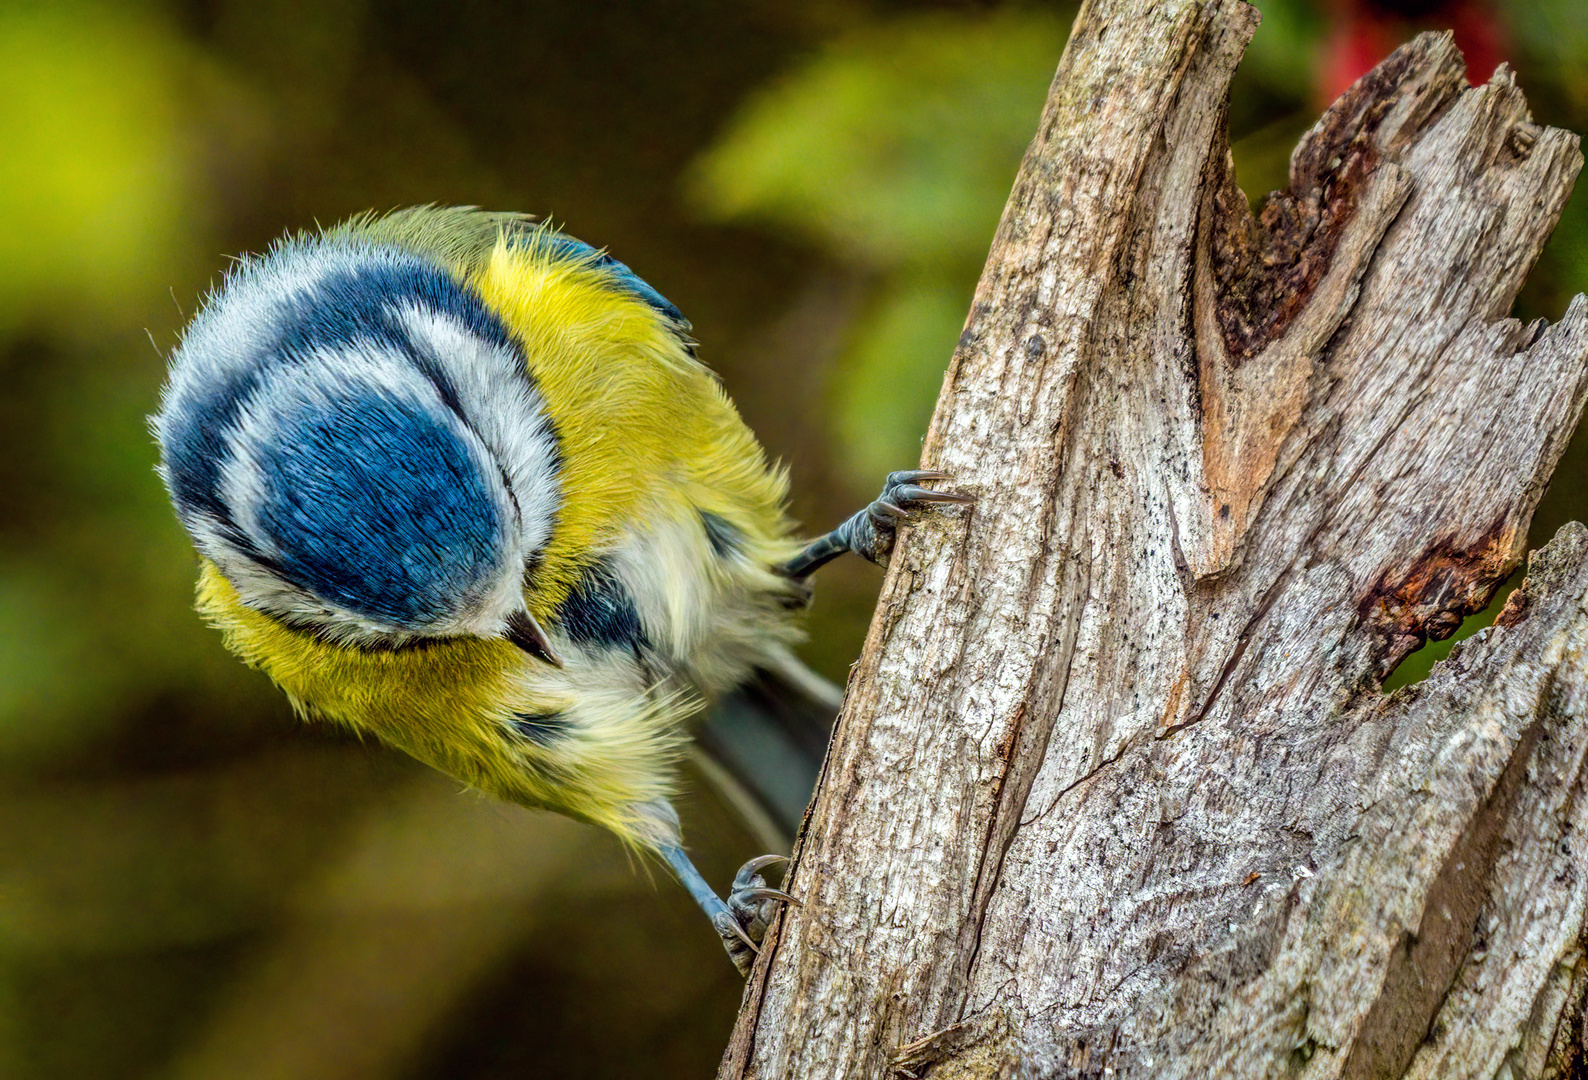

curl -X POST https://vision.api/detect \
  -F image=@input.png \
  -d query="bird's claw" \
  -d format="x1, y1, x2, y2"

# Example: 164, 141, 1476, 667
717, 854, 795, 975
854, 470, 974, 566
713, 911, 761, 975
780, 469, 974, 581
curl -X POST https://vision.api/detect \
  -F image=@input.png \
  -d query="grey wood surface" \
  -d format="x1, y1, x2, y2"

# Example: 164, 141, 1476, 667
720, 2, 1588, 1076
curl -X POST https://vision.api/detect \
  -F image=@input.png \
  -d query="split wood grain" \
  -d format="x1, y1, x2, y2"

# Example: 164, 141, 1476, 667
721, 3, 1588, 1076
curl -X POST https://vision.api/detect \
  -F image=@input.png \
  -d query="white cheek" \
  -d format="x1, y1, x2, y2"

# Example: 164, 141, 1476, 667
610, 516, 717, 658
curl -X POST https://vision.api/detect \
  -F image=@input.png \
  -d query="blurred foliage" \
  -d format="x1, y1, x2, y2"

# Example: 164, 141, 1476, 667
0, 0, 1584, 1077
689, 10, 1070, 268
0, 4, 208, 334
691, 8, 1071, 486
0, 1, 255, 770
1510, 0, 1588, 116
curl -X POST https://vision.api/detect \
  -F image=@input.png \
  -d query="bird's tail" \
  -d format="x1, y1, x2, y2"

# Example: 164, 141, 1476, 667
691, 646, 843, 849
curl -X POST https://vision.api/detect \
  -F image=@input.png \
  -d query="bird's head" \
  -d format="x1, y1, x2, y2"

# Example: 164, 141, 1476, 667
153, 239, 565, 664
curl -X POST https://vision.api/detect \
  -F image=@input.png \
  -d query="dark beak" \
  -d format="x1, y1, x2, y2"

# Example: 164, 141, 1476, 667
504, 608, 564, 668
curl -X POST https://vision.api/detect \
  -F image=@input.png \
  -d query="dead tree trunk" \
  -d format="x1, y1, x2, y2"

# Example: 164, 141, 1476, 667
720, 2, 1588, 1077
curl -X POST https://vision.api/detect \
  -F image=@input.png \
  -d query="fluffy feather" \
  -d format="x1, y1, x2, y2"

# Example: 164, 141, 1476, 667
160, 208, 810, 852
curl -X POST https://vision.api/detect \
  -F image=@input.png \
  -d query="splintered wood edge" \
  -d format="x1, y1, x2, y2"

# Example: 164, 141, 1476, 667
719, 2, 1588, 1076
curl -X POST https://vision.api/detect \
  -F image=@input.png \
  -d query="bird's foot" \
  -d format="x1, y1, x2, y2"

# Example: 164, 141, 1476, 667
662, 843, 798, 976
843, 470, 975, 569
714, 854, 798, 975
783, 470, 973, 580
725, 854, 797, 969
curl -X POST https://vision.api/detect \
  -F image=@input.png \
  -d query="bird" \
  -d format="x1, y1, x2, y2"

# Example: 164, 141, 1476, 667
151, 206, 971, 972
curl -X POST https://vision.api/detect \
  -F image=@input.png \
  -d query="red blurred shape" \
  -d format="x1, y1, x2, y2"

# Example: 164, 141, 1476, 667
1316, 0, 1507, 106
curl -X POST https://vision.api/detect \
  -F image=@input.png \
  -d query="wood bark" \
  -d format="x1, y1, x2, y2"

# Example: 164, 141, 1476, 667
720, 2, 1588, 1077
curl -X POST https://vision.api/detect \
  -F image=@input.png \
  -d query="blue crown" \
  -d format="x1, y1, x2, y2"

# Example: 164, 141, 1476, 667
157, 241, 554, 636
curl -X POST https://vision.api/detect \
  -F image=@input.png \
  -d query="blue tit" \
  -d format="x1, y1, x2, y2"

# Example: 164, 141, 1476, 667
151, 206, 970, 972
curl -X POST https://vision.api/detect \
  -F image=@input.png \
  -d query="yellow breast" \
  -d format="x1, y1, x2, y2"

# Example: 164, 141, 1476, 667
468, 234, 800, 619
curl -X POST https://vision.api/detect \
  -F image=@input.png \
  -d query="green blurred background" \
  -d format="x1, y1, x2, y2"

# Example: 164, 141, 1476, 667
0, 0, 1582, 1076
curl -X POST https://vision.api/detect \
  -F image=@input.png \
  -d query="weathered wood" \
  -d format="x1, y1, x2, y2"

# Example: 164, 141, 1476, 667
719, 2, 1588, 1077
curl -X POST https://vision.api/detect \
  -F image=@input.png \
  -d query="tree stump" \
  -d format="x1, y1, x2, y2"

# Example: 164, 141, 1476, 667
719, 2, 1588, 1077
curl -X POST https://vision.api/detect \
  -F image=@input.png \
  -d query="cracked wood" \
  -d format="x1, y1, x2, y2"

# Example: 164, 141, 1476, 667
720, 2, 1588, 1077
